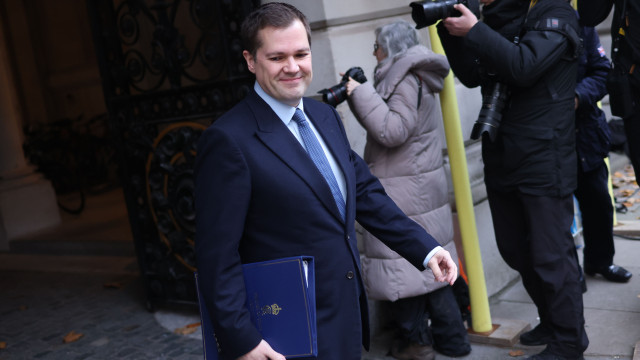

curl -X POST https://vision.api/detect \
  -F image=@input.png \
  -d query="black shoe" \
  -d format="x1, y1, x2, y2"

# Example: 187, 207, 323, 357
519, 324, 552, 346
525, 348, 584, 360
433, 342, 471, 357
584, 264, 632, 283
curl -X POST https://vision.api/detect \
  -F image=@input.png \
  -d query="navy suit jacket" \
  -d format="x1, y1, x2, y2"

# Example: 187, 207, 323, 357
194, 89, 439, 360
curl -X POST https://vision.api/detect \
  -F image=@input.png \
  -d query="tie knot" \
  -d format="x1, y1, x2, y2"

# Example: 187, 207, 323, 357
292, 108, 307, 126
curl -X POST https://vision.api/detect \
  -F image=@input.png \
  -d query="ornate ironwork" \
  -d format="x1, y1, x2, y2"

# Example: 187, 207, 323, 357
87, 0, 259, 309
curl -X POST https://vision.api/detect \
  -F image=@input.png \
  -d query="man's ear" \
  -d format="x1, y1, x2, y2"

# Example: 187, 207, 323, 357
243, 50, 256, 74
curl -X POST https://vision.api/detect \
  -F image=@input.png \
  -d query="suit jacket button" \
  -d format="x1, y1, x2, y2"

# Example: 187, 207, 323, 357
346, 271, 354, 279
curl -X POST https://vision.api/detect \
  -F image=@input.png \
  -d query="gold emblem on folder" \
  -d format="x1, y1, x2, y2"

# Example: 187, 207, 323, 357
260, 304, 282, 316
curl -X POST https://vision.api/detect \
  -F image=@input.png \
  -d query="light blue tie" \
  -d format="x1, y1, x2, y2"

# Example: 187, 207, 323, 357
292, 108, 346, 221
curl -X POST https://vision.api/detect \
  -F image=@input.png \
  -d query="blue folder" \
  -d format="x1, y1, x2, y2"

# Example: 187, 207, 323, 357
195, 256, 317, 359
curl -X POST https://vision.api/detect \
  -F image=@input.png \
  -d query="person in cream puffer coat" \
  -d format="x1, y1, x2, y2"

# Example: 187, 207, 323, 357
345, 20, 471, 360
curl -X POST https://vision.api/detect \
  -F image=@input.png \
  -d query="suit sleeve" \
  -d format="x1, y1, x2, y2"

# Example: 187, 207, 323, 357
319, 104, 440, 270
464, 21, 572, 87
577, 0, 614, 26
194, 126, 262, 359
576, 27, 611, 110
350, 149, 440, 270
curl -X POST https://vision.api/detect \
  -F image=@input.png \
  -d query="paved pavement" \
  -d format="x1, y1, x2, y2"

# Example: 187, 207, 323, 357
0, 261, 202, 360
1, 159, 639, 360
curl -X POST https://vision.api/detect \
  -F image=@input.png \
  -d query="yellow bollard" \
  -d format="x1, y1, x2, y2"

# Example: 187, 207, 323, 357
428, 25, 493, 333
605, 157, 617, 226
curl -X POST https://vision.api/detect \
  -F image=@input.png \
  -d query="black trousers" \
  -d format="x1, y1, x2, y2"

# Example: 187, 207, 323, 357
389, 285, 468, 353
574, 161, 615, 268
624, 104, 640, 175
487, 190, 588, 358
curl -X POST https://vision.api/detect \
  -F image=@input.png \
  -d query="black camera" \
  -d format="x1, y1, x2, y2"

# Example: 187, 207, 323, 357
470, 81, 510, 142
470, 36, 519, 142
410, 0, 478, 29
318, 66, 367, 107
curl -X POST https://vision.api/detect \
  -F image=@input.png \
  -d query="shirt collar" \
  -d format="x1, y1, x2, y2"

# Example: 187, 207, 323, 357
254, 82, 305, 126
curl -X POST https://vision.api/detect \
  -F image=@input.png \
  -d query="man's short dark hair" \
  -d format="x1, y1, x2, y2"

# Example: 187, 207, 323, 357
241, 2, 311, 57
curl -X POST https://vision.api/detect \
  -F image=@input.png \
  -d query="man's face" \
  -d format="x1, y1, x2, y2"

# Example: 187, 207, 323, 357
243, 20, 312, 107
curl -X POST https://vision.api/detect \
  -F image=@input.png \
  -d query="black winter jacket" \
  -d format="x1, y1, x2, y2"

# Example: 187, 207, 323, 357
576, 25, 611, 173
438, 0, 580, 196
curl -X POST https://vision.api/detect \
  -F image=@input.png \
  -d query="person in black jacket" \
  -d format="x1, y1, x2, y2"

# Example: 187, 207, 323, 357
578, 0, 640, 184
437, 0, 588, 359
574, 24, 633, 283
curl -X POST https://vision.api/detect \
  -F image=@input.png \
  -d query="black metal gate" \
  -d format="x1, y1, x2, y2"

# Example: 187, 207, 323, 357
87, 0, 258, 310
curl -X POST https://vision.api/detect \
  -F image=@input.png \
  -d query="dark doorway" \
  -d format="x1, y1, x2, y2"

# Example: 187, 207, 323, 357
87, 0, 259, 309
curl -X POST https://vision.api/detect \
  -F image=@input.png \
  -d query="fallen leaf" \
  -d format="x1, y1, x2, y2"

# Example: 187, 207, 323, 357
614, 171, 624, 178
63, 331, 84, 344
509, 349, 524, 357
123, 324, 140, 332
624, 201, 633, 208
174, 323, 200, 335
103, 282, 123, 289
0, 341, 6, 349
19, 305, 27, 311
619, 189, 635, 197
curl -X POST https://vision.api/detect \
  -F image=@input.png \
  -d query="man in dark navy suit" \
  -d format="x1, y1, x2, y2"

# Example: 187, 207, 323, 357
194, 3, 458, 360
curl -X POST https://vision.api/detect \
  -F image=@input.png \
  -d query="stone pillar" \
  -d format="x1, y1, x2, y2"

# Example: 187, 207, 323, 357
0, 14, 60, 250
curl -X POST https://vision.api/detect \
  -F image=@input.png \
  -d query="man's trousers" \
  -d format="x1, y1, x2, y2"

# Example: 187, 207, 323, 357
574, 161, 615, 269
487, 190, 588, 358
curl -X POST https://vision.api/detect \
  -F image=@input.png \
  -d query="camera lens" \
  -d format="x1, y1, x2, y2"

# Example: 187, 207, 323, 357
410, 0, 459, 29
319, 84, 348, 107
470, 82, 510, 141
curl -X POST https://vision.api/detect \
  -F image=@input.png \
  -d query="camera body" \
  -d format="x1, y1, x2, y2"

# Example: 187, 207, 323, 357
318, 67, 367, 107
410, 0, 478, 29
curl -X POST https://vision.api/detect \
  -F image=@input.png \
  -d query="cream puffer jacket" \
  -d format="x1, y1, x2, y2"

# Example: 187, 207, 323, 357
347, 45, 457, 301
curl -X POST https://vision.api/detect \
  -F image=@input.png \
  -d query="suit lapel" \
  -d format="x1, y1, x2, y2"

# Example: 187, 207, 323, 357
305, 101, 355, 222
246, 93, 345, 223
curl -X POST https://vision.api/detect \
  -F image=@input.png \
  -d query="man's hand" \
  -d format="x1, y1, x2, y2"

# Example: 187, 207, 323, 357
427, 249, 458, 285
237, 340, 285, 360
442, 4, 478, 37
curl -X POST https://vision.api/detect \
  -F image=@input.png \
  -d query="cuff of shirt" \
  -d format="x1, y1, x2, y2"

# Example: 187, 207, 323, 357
423, 246, 443, 269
